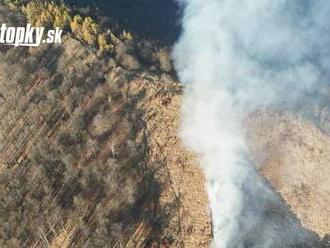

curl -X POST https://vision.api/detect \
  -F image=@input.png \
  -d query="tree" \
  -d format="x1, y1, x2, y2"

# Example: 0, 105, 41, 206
70, 15, 83, 36
98, 32, 114, 54
81, 17, 100, 45
22, 2, 71, 29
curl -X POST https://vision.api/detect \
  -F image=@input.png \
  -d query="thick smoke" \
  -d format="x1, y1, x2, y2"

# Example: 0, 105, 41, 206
173, 0, 330, 247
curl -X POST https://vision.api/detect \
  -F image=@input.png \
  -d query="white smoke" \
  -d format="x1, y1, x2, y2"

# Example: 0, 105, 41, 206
173, 0, 330, 247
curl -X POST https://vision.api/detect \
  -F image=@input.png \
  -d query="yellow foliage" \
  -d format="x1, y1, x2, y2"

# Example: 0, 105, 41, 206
22, 2, 43, 26
36, 10, 53, 27
22, 1, 71, 29
4, 0, 23, 10
18, 0, 116, 55
121, 30, 133, 41
82, 31, 96, 45
98, 33, 114, 53
70, 15, 82, 36
70, 16, 101, 45
84, 17, 100, 34
53, 6, 71, 29
73, 15, 83, 24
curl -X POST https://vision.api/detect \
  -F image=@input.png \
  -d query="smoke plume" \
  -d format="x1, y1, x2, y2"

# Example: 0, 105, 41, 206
173, 0, 330, 247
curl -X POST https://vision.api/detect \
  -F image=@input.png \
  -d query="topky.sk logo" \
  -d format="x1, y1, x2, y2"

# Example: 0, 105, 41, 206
0, 23, 63, 47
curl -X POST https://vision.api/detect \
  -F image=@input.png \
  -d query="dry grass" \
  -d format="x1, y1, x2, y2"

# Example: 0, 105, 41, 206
246, 111, 330, 238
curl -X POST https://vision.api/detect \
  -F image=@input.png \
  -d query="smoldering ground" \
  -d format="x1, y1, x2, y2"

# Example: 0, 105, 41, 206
174, 0, 330, 247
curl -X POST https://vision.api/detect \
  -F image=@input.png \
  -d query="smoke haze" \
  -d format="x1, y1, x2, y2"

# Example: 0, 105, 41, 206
173, 0, 330, 247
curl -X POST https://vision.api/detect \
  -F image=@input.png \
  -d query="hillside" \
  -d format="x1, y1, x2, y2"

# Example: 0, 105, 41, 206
0, 1, 330, 248
0, 35, 211, 248
246, 111, 330, 240
0, 2, 211, 247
